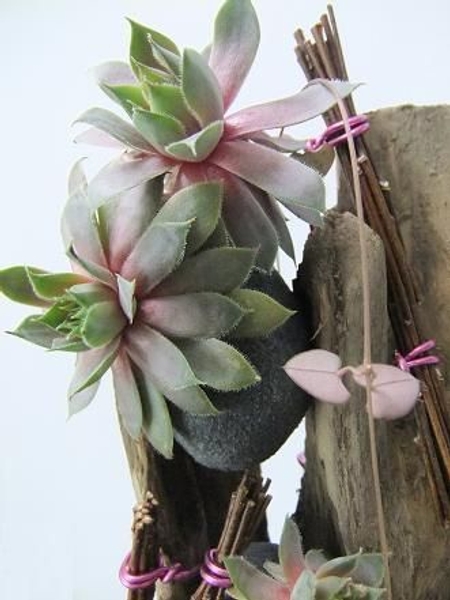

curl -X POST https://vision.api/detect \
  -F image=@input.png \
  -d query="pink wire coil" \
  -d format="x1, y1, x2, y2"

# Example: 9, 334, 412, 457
119, 553, 200, 590
200, 549, 232, 589
306, 114, 370, 153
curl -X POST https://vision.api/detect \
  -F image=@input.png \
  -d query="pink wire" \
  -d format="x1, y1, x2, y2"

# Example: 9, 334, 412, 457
200, 549, 232, 589
119, 553, 200, 590
306, 114, 370, 152
395, 340, 439, 372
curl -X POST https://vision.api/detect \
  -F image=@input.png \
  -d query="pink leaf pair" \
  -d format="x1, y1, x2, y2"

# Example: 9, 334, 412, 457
283, 349, 420, 420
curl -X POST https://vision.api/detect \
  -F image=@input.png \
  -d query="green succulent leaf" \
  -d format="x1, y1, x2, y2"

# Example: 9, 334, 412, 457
131, 58, 173, 85
177, 338, 261, 391
257, 191, 295, 262
27, 271, 87, 301
166, 119, 224, 162
68, 282, 115, 307
225, 557, 289, 600
316, 553, 361, 580
136, 368, 173, 459
291, 570, 316, 600
152, 247, 256, 296
165, 384, 219, 415
144, 83, 198, 130
140, 292, 246, 339
68, 338, 121, 414
351, 554, 385, 588
102, 84, 149, 115
67, 246, 116, 289
51, 338, 89, 352
182, 48, 224, 126
153, 181, 222, 254
262, 561, 284, 582
0, 266, 50, 307
10, 315, 63, 349
128, 18, 179, 74
121, 220, 193, 296
116, 275, 136, 323
150, 40, 181, 76
315, 576, 350, 600
132, 109, 185, 151
75, 107, 153, 152
202, 217, 229, 249
112, 350, 143, 439
209, 0, 260, 111
279, 518, 305, 587
229, 289, 295, 338
81, 301, 127, 348
126, 325, 200, 392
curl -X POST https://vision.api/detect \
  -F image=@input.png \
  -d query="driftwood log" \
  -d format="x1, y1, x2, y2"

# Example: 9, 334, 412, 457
296, 105, 450, 599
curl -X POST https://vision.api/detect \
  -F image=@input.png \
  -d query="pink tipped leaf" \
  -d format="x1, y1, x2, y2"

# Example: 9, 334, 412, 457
112, 350, 143, 439
224, 556, 290, 600
283, 349, 351, 404
290, 570, 315, 600
166, 120, 224, 162
279, 518, 305, 587
210, 141, 325, 226
352, 364, 420, 420
208, 0, 260, 111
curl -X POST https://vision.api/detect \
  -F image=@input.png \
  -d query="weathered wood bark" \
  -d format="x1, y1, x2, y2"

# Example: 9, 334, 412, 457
296, 106, 450, 599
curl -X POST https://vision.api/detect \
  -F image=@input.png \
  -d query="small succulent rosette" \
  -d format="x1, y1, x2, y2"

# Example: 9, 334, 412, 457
225, 518, 386, 600
0, 170, 295, 461
76, 0, 357, 270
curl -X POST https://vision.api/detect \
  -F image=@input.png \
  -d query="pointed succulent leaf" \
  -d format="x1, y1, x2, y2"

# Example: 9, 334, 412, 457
126, 325, 200, 392
61, 186, 108, 268
121, 220, 192, 296
209, 0, 259, 111
182, 48, 224, 127
211, 141, 325, 226
131, 58, 173, 85
225, 557, 290, 600
128, 19, 179, 74
88, 153, 172, 208
263, 561, 284, 582
166, 119, 224, 162
94, 60, 136, 85
250, 131, 307, 153
283, 349, 351, 404
102, 84, 148, 115
51, 338, 89, 352
352, 364, 420, 420
67, 246, 116, 289
152, 248, 256, 296
10, 315, 63, 348
0, 266, 50, 307
230, 289, 295, 338
176, 338, 260, 391
150, 40, 181, 76
27, 271, 87, 301
291, 570, 316, 600
68, 339, 120, 413
97, 178, 163, 271
112, 350, 143, 439
225, 80, 360, 138
351, 554, 384, 588
140, 292, 245, 339
68, 159, 88, 196
135, 368, 173, 459
75, 107, 153, 152
256, 191, 295, 261
68, 282, 115, 307
316, 553, 360, 579
116, 275, 136, 323
315, 576, 350, 600
144, 83, 199, 129
132, 109, 185, 150
164, 384, 218, 415
304, 549, 328, 573
153, 181, 222, 254
202, 217, 229, 249
222, 177, 278, 271
292, 146, 336, 177
279, 518, 305, 587
81, 301, 127, 348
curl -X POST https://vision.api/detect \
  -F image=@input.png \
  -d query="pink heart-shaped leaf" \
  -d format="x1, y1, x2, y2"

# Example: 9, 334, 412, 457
352, 364, 420, 420
283, 349, 351, 404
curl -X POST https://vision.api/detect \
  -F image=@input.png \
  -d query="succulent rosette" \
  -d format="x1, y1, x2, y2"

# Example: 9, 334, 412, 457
225, 518, 386, 600
76, 0, 358, 270
0, 168, 293, 458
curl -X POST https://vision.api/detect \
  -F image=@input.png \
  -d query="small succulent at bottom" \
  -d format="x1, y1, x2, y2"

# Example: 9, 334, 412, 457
225, 518, 385, 600
0, 168, 293, 458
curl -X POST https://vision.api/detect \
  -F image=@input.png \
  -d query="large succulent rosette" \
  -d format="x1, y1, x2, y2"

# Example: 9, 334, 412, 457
76, 0, 357, 270
0, 169, 293, 459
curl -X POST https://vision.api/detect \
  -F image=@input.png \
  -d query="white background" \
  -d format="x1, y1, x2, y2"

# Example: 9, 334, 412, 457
0, 1, 448, 598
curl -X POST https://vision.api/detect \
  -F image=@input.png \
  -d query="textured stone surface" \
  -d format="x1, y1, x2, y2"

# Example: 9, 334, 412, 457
172, 269, 311, 470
